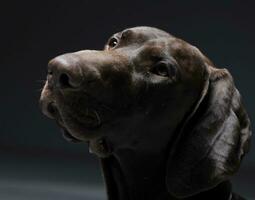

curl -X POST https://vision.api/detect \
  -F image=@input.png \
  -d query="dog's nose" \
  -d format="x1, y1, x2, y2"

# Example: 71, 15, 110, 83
47, 55, 83, 90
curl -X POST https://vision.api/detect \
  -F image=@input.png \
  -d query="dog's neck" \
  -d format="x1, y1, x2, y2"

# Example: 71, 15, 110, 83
100, 154, 232, 200
89, 137, 232, 200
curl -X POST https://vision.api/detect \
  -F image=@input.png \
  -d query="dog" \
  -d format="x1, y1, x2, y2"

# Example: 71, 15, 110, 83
40, 26, 252, 200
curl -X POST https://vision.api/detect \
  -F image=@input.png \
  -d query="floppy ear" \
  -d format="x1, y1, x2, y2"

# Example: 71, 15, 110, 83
166, 65, 252, 198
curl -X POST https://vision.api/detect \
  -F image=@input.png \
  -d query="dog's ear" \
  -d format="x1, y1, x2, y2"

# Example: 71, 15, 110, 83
166, 65, 252, 198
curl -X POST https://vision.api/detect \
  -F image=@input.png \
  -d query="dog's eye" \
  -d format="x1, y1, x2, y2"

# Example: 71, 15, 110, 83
108, 37, 118, 48
151, 62, 170, 77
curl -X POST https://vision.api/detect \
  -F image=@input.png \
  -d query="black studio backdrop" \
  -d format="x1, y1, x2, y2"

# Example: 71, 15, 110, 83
0, 1, 254, 199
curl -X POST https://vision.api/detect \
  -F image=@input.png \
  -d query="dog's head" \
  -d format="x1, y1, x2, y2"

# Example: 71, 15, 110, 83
40, 26, 251, 198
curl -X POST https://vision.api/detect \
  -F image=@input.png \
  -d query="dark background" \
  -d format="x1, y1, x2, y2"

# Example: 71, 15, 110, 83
0, 0, 254, 199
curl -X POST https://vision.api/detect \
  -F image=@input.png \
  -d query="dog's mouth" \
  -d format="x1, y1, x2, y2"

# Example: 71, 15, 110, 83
40, 81, 114, 142
56, 106, 103, 142
43, 98, 103, 142
68, 108, 102, 129
61, 128, 82, 143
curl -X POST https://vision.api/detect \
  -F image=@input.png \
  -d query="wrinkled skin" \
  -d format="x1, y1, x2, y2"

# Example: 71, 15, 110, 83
40, 27, 251, 200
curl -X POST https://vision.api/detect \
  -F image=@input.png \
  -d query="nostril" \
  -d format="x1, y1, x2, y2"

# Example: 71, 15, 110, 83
47, 102, 57, 116
47, 69, 53, 75
41, 101, 58, 119
59, 73, 73, 89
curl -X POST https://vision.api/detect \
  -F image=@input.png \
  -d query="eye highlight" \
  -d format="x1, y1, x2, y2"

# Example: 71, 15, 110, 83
108, 37, 118, 48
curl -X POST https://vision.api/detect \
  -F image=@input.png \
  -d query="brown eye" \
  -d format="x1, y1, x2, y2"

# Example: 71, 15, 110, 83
151, 62, 170, 77
108, 37, 118, 48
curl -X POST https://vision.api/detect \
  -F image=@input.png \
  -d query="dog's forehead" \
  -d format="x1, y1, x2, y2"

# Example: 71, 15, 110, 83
111, 26, 171, 41
110, 27, 194, 55
122, 26, 170, 37
134, 38, 170, 59
136, 37, 195, 59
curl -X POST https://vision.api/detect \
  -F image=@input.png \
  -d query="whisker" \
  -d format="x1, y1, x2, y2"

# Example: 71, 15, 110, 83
36, 80, 46, 83
36, 88, 44, 92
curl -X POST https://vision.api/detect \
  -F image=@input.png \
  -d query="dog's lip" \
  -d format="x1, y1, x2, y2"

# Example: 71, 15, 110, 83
55, 108, 103, 142
61, 128, 83, 143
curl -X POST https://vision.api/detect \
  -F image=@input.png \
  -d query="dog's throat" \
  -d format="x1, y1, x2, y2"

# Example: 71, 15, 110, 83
100, 154, 171, 200
101, 156, 130, 200
88, 138, 233, 200
100, 155, 233, 200
89, 138, 112, 158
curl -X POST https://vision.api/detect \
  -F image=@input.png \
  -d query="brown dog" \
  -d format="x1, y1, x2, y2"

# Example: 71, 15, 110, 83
40, 27, 251, 200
